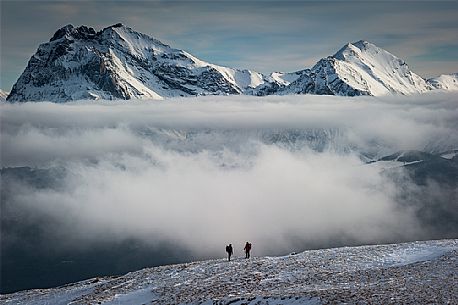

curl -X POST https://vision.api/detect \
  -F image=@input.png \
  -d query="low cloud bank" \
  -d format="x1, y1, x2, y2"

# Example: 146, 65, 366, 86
2, 92, 458, 167
1, 93, 457, 257
5, 146, 421, 256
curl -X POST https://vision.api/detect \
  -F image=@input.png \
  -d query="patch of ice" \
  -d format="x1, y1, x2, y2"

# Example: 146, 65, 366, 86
366, 160, 423, 171
441, 151, 457, 160
382, 244, 454, 267
0, 279, 99, 305
103, 287, 157, 304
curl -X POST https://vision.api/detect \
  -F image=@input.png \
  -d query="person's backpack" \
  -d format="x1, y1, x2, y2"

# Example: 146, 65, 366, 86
226, 245, 230, 252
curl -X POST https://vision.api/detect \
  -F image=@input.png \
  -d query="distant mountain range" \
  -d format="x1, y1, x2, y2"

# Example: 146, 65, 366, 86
6, 24, 458, 102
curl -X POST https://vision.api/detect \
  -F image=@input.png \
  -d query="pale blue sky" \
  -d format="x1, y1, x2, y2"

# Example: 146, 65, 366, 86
1, 0, 458, 91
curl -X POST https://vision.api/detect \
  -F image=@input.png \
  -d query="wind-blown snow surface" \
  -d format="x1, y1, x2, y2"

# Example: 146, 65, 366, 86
1, 93, 458, 293
2, 239, 456, 304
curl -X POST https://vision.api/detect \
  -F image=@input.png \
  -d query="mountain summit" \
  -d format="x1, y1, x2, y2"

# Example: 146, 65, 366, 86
279, 40, 431, 96
7, 24, 265, 102
6, 25, 455, 102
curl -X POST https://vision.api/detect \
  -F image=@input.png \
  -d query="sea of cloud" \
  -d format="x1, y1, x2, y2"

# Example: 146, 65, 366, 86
1, 92, 457, 256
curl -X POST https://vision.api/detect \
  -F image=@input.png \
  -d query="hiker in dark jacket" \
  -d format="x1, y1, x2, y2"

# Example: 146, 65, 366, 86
226, 244, 233, 261
244, 242, 252, 259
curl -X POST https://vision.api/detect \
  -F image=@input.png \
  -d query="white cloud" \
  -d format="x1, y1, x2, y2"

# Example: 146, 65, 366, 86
2, 93, 457, 167
8, 144, 420, 256
1, 93, 457, 256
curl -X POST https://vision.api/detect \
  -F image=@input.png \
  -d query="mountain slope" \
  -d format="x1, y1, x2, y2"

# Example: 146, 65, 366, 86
7, 24, 266, 102
1, 239, 456, 304
281, 40, 431, 96
427, 73, 458, 91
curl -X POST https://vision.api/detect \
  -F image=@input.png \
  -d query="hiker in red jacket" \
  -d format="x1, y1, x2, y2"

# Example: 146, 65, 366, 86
244, 242, 252, 259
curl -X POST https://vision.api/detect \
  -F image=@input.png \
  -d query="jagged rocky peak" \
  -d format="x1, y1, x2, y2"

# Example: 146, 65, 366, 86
48, 23, 164, 50
7, 23, 267, 102
50, 24, 97, 41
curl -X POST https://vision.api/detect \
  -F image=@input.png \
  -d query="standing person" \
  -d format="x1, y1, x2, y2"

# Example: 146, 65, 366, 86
244, 242, 252, 259
226, 244, 233, 261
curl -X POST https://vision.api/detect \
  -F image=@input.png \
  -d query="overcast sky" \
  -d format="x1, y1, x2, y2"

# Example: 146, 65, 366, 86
1, 0, 458, 91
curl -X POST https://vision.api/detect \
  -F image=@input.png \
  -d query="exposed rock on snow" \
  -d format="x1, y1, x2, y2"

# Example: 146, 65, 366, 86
1, 239, 456, 304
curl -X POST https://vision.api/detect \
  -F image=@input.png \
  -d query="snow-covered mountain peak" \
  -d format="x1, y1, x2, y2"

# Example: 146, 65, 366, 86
333, 40, 405, 69
281, 40, 432, 97
333, 40, 390, 62
98, 23, 177, 62
333, 41, 362, 61
7, 23, 270, 102
332, 40, 430, 95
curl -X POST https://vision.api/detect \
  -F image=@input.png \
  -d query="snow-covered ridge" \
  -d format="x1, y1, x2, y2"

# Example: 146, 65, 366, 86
1, 239, 456, 304
427, 73, 458, 91
6, 24, 456, 102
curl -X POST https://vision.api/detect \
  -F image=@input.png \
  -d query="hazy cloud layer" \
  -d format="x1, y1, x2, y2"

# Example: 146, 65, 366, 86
2, 93, 458, 167
1, 93, 457, 256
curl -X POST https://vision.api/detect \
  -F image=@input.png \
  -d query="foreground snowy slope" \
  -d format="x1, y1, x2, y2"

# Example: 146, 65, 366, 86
2, 239, 456, 304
